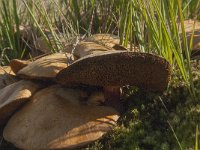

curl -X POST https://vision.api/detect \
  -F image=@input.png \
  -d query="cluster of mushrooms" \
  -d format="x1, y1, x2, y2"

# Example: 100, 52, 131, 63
0, 33, 176, 150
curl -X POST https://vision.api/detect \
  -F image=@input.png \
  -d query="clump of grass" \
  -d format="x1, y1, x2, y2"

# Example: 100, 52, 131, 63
196, 125, 199, 150
126, 0, 199, 98
0, 0, 25, 65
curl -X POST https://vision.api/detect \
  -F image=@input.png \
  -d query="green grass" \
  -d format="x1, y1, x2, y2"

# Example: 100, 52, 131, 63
196, 125, 199, 150
0, 0, 23, 64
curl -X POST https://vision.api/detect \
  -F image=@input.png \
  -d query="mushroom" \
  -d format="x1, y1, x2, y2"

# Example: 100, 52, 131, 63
179, 20, 200, 59
0, 66, 18, 90
72, 41, 115, 59
87, 91, 105, 106
0, 80, 41, 125
56, 51, 171, 111
0, 66, 14, 75
85, 34, 139, 51
17, 53, 76, 81
9, 59, 30, 74
3, 85, 119, 150
57, 51, 171, 91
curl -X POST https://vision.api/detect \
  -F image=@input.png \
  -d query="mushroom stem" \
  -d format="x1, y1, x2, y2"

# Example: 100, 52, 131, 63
104, 86, 123, 112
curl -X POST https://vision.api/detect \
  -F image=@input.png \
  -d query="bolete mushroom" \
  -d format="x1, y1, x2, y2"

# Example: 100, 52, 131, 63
3, 85, 119, 150
56, 51, 171, 111
57, 51, 171, 90
0, 80, 41, 125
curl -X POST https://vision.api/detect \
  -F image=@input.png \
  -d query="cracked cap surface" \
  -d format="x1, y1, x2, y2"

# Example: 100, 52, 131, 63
56, 51, 171, 92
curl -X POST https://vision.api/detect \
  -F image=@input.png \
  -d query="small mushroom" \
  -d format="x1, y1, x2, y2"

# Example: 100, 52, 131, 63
87, 91, 105, 106
68, 40, 135, 60
17, 53, 76, 81
16, 25, 34, 41
85, 34, 139, 51
72, 41, 110, 59
0, 66, 18, 90
85, 34, 127, 50
0, 66, 14, 75
3, 85, 119, 150
0, 80, 41, 125
10, 59, 30, 74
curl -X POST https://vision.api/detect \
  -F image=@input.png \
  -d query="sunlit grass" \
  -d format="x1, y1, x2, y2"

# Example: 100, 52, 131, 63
196, 125, 199, 150
132, 0, 198, 97
0, 0, 23, 64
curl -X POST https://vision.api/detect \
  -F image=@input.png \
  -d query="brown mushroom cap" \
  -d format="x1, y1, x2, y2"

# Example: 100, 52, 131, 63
0, 66, 18, 90
85, 34, 127, 50
56, 51, 171, 92
72, 41, 114, 59
3, 85, 119, 150
10, 59, 30, 74
85, 34, 139, 51
0, 66, 14, 75
0, 80, 41, 125
17, 53, 71, 81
